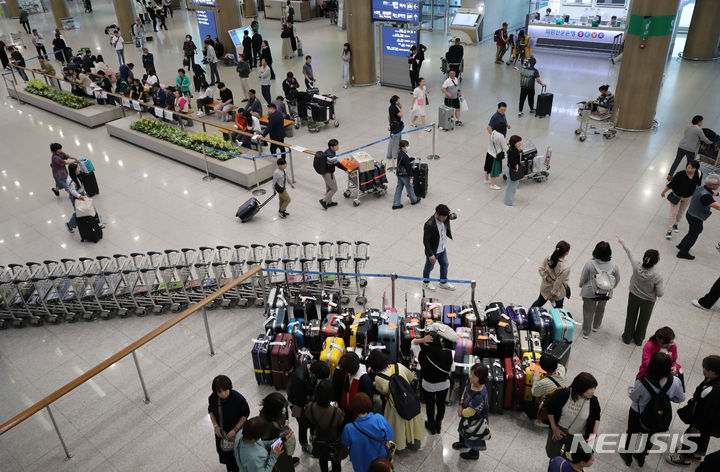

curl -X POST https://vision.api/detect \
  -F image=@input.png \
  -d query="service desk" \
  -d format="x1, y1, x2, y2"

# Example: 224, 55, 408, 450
291, 0, 317, 22
265, 0, 285, 19
528, 22, 624, 53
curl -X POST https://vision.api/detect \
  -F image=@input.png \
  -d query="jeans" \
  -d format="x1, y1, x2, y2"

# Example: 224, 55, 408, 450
423, 250, 448, 283
581, 297, 608, 336
519, 88, 535, 112
116, 49, 125, 65
698, 276, 720, 309
209, 62, 220, 85
530, 294, 564, 309
622, 292, 655, 345
342, 61, 349, 86
677, 213, 704, 255
504, 167, 520, 205
423, 388, 448, 427
393, 175, 418, 206
387, 133, 400, 159
261, 84, 272, 105
322, 172, 337, 203
669, 148, 695, 176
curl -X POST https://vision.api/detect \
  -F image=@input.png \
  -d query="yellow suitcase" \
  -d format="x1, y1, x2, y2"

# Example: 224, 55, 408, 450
523, 354, 545, 401
348, 313, 367, 348
321, 336, 345, 374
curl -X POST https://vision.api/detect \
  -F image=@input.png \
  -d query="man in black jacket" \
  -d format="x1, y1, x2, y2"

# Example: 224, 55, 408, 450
422, 204, 455, 291
446, 38, 464, 78
287, 360, 330, 453
262, 104, 286, 155
408, 45, 422, 90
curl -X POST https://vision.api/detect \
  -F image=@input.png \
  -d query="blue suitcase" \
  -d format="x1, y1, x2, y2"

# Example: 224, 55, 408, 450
251, 332, 273, 385
378, 309, 399, 364
549, 308, 574, 343
506, 305, 529, 330
264, 306, 288, 334
528, 307, 553, 350
443, 304, 462, 329
287, 318, 305, 349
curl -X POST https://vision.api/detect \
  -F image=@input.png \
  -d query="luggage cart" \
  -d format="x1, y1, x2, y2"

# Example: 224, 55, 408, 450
306, 93, 339, 132
575, 102, 617, 142
343, 165, 388, 206
502, 140, 551, 183
440, 57, 464, 82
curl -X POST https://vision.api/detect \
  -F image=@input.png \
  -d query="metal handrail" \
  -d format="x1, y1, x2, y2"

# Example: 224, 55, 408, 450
0, 265, 261, 452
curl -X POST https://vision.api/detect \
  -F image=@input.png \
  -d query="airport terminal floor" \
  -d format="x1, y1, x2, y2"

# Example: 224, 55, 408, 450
1, 1, 720, 471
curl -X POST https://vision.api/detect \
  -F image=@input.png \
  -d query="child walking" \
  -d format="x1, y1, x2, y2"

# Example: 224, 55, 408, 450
453, 362, 490, 460
273, 158, 294, 218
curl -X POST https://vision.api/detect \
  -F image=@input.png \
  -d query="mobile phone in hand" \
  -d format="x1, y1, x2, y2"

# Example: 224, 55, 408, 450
271, 438, 283, 449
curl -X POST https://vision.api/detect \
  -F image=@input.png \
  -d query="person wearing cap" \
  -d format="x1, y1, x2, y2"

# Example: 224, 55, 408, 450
422, 204, 455, 291
495, 23, 509, 64
131, 17, 145, 48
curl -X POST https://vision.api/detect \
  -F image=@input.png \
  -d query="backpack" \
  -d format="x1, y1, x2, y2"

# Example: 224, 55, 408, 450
377, 364, 421, 421
591, 260, 616, 296
639, 377, 673, 433
313, 151, 327, 175
493, 29, 500, 42
520, 67, 536, 89
536, 378, 563, 421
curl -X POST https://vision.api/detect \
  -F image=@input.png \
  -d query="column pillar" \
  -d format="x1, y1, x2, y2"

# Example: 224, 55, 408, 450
243, 0, 258, 18
49, 0, 70, 29
112, 0, 136, 41
346, 0, 375, 85
683, 0, 720, 60
614, 0, 680, 131
215, 0, 242, 57
6, 0, 20, 18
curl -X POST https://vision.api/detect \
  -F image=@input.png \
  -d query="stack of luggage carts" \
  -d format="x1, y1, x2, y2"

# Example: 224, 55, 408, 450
252, 290, 577, 426
0, 241, 370, 329
292, 88, 339, 132
340, 151, 388, 206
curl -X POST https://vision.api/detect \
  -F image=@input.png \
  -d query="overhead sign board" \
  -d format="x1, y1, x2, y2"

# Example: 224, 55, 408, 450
372, 0, 420, 23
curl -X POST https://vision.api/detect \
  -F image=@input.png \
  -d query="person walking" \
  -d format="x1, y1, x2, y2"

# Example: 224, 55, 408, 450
205, 39, 220, 85
267, 132, 291, 217
234, 417, 284, 472
410, 77, 432, 128
445, 38, 464, 78
341, 393, 394, 472
487, 101, 511, 136
366, 349, 425, 451
485, 124, 507, 189
518, 56, 546, 117
666, 355, 720, 466
408, 45, 422, 90
208, 375, 250, 472
183, 35, 197, 67
387, 95, 403, 160
136, 0, 148, 23
260, 40, 275, 80
31, 30, 47, 58
303, 55, 315, 89
661, 160, 702, 239
417, 332, 453, 435
146, 3, 158, 31
452, 362, 490, 461
617, 236, 663, 346
235, 54, 251, 102
52, 33, 67, 64
636, 327, 682, 380
676, 173, 720, 260
341, 43, 351, 88
422, 204, 455, 291
111, 30, 125, 66
494, 23, 509, 64
392, 140, 421, 210
162, 0, 173, 18
176, 68, 192, 102
504, 134, 523, 206
304, 380, 346, 472
64, 163, 105, 233
287, 360, 330, 453
667, 115, 712, 179
50, 143, 79, 196
693, 245, 720, 311
578, 242, 621, 339
531, 241, 571, 309
155, 3, 168, 30
259, 58, 272, 105
441, 70, 462, 126
262, 103, 287, 153
544, 372, 601, 459
141, 47, 154, 73
19, 8, 31, 34
620, 352, 685, 468
319, 139, 341, 210
281, 24, 293, 59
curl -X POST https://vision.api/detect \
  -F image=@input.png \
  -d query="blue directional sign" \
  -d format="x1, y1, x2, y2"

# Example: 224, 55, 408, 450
372, 0, 420, 23
196, 9, 217, 42
382, 27, 418, 57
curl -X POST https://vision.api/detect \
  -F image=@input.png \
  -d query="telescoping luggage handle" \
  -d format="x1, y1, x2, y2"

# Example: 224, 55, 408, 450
541, 84, 547, 94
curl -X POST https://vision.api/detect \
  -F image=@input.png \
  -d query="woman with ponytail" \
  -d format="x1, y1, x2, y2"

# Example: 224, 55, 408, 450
617, 236, 664, 346
531, 241, 571, 309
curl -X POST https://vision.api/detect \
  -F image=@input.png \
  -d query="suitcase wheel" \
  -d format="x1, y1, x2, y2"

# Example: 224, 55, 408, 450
334, 120, 339, 127
353, 200, 360, 207
343, 190, 351, 198
82, 312, 96, 321
238, 298, 249, 308
355, 296, 367, 305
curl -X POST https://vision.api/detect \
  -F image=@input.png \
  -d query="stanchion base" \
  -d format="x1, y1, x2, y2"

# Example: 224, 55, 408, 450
64, 454, 73, 462
252, 189, 267, 196
426, 154, 440, 160
202, 175, 215, 181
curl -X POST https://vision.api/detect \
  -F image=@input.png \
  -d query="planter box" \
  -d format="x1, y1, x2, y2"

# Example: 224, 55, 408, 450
8, 87, 124, 128
105, 117, 276, 189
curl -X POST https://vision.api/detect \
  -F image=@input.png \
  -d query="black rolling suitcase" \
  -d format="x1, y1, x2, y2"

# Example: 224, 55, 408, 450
236, 193, 276, 223
412, 160, 428, 198
482, 358, 505, 414
77, 215, 102, 243
545, 341, 572, 367
535, 85, 553, 118
78, 172, 99, 197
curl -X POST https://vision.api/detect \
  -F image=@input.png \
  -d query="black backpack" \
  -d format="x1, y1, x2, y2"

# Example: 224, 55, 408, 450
494, 29, 500, 42
639, 377, 673, 433
377, 364, 421, 421
313, 151, 327, 175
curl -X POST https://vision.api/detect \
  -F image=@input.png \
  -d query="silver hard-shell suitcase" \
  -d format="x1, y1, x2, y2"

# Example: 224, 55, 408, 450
438, 105, 455, 131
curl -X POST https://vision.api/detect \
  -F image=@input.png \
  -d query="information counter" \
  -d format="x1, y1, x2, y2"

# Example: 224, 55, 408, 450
528, 22, 624, 52
291, 0, 317, 21
265, 0, 285, 19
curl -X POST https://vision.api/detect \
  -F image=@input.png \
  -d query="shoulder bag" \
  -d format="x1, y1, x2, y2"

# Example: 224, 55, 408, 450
666, 192, 681, 205
352, 421, 396, 461
309, 405, 349, 461
217, 398, 234, 452
460, 390, 491, 441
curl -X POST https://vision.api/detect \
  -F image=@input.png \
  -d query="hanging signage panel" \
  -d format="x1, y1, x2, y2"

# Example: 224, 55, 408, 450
372, 0, 420, 23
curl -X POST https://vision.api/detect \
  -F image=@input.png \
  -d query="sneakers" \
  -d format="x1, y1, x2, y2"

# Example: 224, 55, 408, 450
66, 222, 74, 233
484, 179, 491, 184
451, 441, 466, 450
52, 187, 60, 196
439, 282, 456, 291
99, 222, 106, 229
666, 453, 691, 466
673, 224, 679, 233
282, 211, 289, 217
529, 109, 536, 115
490, 185, 501, 190
460, 451, 479, 460
518, 112, 524, 117
197, 111, 205, 117
328, 202, 338, 207
455, 120, 463, 127
666, 231, 672, 240
279, 211, 287, 218
425, 127, 432, 132
392, 204, 404, 210
411, 198, 421, 205
423, 282, 437, 292
319, 199, 327, 210
677, 252, 695, 260
691, 299, 708, 311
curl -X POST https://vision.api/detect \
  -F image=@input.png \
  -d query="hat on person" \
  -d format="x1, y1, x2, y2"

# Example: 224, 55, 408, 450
502, 22, 508, 27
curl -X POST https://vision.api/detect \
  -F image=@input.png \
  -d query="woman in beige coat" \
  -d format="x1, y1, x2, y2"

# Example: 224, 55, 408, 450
531, 240, 571, 309
366, 349, 425, 451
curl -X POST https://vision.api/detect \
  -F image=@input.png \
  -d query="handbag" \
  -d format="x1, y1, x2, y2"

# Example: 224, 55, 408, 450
461, 392, 491, 441
217, 398, 234, 452
565, 284, 571, 299
459, 95, 468, 112
352, 422, 396, 461
667, 192, 681, 205
677, 398, 695, 425
75, 197, 96, 218
390, 120, 404, 135
309, 406, 349, 461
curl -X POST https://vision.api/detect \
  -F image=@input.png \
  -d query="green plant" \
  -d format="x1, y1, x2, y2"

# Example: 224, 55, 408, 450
129, 118, 243, 161
24, 81, 95, 109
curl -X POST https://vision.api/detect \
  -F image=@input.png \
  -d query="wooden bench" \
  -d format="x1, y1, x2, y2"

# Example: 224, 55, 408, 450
258, 114, 295, 129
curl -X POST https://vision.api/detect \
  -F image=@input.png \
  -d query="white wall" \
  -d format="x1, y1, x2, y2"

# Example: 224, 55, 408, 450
476, 0, 529, 41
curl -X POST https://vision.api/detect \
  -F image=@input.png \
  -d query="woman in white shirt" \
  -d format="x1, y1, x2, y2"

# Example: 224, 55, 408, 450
144, 67, 159, 88
195, 80, 214, 117
410, 77, 433, 130
485, 125, 508, 189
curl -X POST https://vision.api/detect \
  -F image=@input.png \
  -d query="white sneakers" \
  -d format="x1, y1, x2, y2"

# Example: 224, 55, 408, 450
483, 179, 491, 184
423, 282, 456, 291
439, 282, 456, 291
423, 282, 437, 292
197, 111, 205, 117
691, 299, 708, 311
490, 185, 501, 190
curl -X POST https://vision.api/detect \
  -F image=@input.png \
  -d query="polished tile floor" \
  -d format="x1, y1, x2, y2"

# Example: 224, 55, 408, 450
0, 1, 719, 471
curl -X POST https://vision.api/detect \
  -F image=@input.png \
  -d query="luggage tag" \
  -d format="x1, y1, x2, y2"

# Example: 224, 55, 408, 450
447, 312, 456, 318
387, 322, 398, 329
269, 341, 287, 347
300, 296, 316, 302
497, 320, 509, 328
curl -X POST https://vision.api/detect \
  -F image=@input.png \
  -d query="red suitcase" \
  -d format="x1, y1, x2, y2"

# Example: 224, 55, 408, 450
270, 333, 297, 390
503, 356, 525, 410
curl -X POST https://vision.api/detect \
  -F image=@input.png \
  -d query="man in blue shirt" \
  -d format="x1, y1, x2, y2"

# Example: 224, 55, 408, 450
152, 82, 167, 108
487, 101, 510, 136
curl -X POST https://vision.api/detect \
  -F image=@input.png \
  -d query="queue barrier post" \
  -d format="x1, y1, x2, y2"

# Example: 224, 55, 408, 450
11, 75, 21, 105
201, 146, 215, 181
131, 351, 151, 404
201, 307, 216, 356
45, 405, 72, 461
288, 148, 295, 183
470, 280, 476, 302
251, 156, 266, 196
427, 122, 440, 160
391, 273, 397, 309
